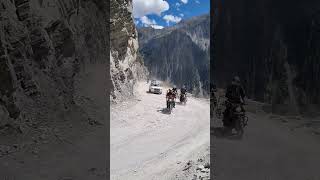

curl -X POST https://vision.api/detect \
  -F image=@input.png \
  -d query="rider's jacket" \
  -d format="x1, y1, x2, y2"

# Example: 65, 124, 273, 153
166, 92, 175, 99
225, 84, 246, 104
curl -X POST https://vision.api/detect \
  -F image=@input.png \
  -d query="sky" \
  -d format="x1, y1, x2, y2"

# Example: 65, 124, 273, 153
133, 0, 210, 29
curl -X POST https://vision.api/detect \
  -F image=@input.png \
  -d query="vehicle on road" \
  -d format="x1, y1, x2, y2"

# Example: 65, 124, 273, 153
149, 80, 163, 94
223, 100, 248, 137
180, 93, 187, 105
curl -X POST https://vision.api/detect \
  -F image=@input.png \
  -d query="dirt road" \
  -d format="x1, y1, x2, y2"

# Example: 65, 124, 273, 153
212, 101, 320, 180
110, 82, 210, 180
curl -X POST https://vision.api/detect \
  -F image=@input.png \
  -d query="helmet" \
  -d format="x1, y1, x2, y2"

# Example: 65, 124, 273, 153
211, 84, 217, 92
233, 76, 240, 82
232, 76, 240, 84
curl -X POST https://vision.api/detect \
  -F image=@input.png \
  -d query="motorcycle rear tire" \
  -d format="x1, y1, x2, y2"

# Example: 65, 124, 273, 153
234, 118, 244, 137
168, 102, 173, 114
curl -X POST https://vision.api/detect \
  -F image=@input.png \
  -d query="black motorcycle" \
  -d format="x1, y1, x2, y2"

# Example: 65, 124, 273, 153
223, 100, 248, 137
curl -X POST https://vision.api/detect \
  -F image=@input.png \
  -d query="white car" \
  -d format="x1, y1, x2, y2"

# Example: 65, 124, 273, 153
149, 80, 163, 94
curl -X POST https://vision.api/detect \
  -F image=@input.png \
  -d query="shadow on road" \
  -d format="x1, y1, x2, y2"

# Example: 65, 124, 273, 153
157, 108, 171, 115
146, 91, 163, 95
176, 102, 187, 106
211, 127, 243, 140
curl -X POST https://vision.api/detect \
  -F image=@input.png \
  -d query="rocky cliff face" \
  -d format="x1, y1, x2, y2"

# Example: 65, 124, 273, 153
110, 0, 148, 102
0, 0, 108, 128
213, 0, 320, 115
138, 14, 210, 96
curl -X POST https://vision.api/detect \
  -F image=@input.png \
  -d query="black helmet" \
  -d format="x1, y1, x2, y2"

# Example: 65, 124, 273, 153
232, 76, 241, 85
211, 84, 217, 92
233, 76, 240, 82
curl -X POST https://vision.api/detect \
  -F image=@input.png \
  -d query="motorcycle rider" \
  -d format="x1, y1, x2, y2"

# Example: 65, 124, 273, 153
172, 86, 178, 107
223, 76, 246, 132
181, 85, 187, 95
180, 85, 187, 102
166, 89, 176, 109
172, 86, 178, 96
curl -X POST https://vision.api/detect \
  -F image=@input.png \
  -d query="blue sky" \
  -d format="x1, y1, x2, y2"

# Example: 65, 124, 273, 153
133, 0, 210, 29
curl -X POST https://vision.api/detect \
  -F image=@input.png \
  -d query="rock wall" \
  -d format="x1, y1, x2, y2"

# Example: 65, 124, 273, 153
110, 0, 148, 102
0, 0, 108, 127
213, 0, 320, 115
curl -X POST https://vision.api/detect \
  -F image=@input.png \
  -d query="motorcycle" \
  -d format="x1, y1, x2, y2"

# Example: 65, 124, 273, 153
180, 93, 187, 105
223, 100, 248, 137
167, 97, 175, 114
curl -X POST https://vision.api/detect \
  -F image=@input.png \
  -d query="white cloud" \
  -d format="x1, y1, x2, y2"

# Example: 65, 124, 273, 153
139, 16, 164, 29
151, 25, 164, 29
133, 0, 169, 18
195, 0, 200, 4
180, 0, 188, 4
180, 13, 184, 17
163, 15, 182, 25
140, 16, 156, 26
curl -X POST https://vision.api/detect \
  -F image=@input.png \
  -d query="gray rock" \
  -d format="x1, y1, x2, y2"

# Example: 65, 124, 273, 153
197, 165, 205, 170
0, 0, 110, 133
0, 105, 10, 127
110, 0, 148, 102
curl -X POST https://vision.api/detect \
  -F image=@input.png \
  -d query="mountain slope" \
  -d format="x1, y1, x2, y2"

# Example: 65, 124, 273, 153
0, 0, 109, 127
138, 14, 210, 96
110, 0, 148, 102
0, 0, 109, 178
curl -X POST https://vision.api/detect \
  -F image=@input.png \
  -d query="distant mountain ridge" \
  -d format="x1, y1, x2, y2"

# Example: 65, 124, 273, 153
138, 14, 210, 96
